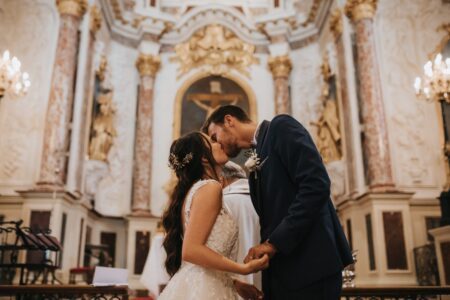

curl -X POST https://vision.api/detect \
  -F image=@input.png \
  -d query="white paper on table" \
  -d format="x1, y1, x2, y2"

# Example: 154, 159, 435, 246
92, 266, 129, 287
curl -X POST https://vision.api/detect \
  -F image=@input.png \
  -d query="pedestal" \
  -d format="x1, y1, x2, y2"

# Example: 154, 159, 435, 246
430, 226, 450, 286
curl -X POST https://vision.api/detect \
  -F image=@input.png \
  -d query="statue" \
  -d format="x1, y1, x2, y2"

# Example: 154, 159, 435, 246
311, 56, 342, 163
89, 91, 117, 162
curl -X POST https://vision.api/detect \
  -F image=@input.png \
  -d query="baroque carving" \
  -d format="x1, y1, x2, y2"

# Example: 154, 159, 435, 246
136, 54, 160, 77
90, 4, 102, 34
301, 0, 322, 27
345, 0, 378, 22
171, 24, 259, 78
110, 0, 129, 25
89, 91, 117, 162
96, 55, 108, 82
268, 55, 292, 78
329, 9, 343, 41
311, 54, 342, 163
56, 0, 87, 18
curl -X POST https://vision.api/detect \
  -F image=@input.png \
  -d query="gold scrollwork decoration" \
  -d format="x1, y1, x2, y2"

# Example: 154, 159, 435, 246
171, 24, 259, 78
329, 9, 343, 41
345, 0, 378, 23
136, 54, 161, 77
90, 5, 102, 34
268, 55, 292, 78
96, 55, 108, 82
56, 0, 87, 18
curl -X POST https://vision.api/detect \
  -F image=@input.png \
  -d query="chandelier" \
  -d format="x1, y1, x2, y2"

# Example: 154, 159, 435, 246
414, 53, 450, 103
0, 50, 31, 100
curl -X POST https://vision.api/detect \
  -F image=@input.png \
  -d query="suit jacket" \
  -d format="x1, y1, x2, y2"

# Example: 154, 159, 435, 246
248, 115, 353, 291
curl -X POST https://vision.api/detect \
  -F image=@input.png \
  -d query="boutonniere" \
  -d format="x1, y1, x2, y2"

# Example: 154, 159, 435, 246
244, 149, 268, 177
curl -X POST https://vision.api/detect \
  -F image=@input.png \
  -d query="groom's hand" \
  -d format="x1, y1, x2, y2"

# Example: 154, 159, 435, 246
244, 241, 277, 263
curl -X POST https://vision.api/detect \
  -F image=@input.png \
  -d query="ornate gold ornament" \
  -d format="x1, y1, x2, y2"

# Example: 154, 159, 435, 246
301, 0, 322, 27
89, 90, 117, 162
345, 0, 378, 22
136, 54, 161, 77
268, 55, 292, 78
329, 9, 343, 41
171, 24, 259, 78
56, 0, 87, 18
110, 0, 129, 25
90, 5, 102, 33
96, 55, 108, 82
311, 54, 342, 163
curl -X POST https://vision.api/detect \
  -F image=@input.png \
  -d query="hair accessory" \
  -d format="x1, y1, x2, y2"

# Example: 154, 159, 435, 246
168, 152, 193, 171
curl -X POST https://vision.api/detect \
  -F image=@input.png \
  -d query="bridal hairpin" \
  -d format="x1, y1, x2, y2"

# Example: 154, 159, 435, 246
168, 152, 193, 170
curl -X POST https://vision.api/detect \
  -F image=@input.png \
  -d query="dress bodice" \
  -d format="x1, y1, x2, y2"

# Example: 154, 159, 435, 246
184, 179, 239, 260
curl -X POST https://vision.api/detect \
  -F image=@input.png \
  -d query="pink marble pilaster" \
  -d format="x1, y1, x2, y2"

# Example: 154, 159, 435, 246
268, 55, 292, 115
132, 54, 160, 215
330, 9, 358, 195
37, 1, 86, 189
345, 0, 394, 191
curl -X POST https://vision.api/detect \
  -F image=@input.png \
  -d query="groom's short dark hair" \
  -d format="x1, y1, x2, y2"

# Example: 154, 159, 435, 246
201, 105, 252, 133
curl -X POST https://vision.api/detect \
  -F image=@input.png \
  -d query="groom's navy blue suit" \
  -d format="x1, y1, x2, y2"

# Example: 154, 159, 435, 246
248, 115, 353, 300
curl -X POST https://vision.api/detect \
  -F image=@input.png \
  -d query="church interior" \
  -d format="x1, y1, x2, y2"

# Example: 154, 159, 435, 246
1, 0, 450, 298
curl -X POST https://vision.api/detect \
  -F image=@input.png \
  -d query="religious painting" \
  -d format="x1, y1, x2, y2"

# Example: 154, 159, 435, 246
180, 76, 250, 136
180, 75, 250, 164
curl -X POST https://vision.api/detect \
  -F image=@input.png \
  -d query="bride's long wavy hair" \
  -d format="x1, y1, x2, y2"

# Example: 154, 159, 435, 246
162, 132, 219, 276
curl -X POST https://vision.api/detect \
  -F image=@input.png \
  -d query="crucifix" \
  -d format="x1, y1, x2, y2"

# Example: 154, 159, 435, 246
188, 81, 243, 117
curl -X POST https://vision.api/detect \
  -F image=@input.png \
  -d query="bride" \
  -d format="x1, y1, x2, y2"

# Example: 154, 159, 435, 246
159, 132, 268, 300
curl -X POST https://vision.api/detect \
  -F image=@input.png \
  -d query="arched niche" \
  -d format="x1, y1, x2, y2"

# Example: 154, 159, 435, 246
173, 72, 258, 139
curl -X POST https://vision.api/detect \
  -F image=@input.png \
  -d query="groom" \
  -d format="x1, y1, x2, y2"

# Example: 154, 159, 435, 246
202, 105, 353, 299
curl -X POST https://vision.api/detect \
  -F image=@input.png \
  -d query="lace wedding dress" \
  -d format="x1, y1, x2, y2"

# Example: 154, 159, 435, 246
158, 179, 239, 300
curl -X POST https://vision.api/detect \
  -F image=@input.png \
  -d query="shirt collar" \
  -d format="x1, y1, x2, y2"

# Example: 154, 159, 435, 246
251, 122, 262, 147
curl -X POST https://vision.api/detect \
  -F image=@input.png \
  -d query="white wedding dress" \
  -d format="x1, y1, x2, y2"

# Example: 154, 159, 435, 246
158, 179, 239, 300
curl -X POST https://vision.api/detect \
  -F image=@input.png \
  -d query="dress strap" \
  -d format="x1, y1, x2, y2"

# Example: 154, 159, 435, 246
184, 179, 219, 226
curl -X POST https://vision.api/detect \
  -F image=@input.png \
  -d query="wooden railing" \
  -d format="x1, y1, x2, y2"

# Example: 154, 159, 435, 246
341, 286, 450, 299
0, 285, 129, 299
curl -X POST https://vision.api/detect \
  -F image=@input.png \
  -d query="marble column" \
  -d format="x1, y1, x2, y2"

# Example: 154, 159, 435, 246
268, 55, 292, 115
132, 54, 160, 215
330, 9, 358, 195
345, 0, 394, 191
37, 0, 87, 189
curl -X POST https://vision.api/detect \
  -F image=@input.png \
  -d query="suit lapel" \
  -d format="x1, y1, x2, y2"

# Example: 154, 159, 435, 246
249, 121, 270, 217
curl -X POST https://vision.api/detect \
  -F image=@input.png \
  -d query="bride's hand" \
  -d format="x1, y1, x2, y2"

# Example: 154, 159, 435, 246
240, 254, 269, 275
233, 279, 263, 300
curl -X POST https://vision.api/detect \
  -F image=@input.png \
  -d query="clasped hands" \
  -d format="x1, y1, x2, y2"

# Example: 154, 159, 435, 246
235, 241, 276, 300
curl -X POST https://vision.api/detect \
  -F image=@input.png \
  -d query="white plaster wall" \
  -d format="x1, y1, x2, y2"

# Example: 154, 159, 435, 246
375, 0, 450, 197
0, 0, 58, 194
290, 42, 322, 135
94, 41, 139, 216
150, 52, 274, 217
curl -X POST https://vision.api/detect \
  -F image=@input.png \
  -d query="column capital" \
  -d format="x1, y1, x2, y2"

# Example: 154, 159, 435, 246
90, 5, 102, 34
268, 55, 292, 78
56, 0, 87, 18
136, 54, 161, 77
345, 0, 378, 23
329, 9, 343, 41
